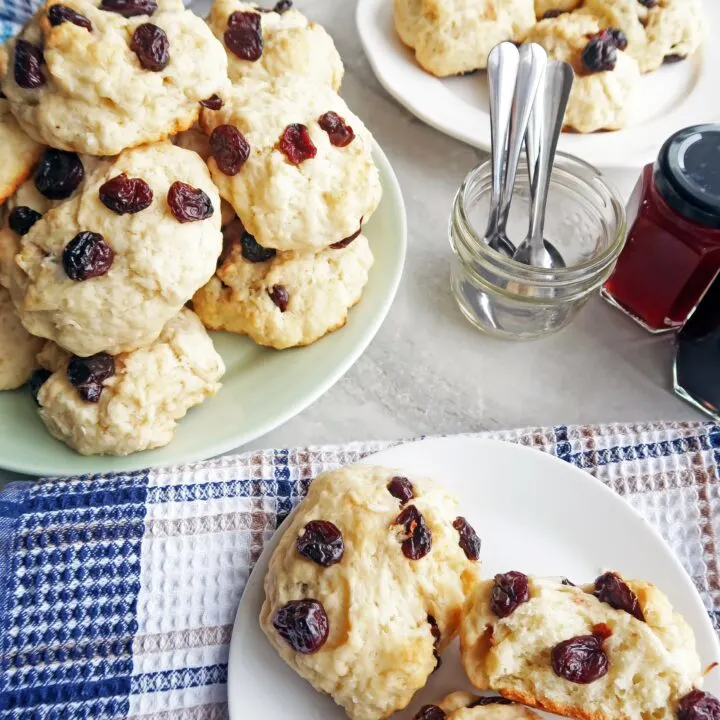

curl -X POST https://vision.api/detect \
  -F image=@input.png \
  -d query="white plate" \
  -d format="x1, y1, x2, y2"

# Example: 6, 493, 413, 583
356, 0, 720, 169
0, 142, 406, 476
228, 437, 720, 719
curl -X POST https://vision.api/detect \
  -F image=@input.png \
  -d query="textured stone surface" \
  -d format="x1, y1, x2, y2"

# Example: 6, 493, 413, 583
236, 0, 700, 454
0, 0, 700, 483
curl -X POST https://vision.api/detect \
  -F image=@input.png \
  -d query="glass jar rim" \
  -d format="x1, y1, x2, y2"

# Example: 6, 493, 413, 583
454, 151, 627, 283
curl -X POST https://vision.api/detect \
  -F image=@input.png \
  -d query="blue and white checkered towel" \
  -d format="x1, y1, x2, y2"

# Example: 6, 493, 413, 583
0, 422, 718, 718
0, 0, 34, 43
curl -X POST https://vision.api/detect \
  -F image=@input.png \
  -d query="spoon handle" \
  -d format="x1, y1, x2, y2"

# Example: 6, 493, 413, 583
497, 43, 547, 236
485, 42, 519, 235
524, 71, 543, 190
527, 60, 574, 262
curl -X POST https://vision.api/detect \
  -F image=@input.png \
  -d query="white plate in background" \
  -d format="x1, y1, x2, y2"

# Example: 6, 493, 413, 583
356, 0, 720, 169
228, 437, 720, 719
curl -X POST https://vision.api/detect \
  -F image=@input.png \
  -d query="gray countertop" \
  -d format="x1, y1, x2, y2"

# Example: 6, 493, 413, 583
0, 0, 703, 484
252, 0, 702, 448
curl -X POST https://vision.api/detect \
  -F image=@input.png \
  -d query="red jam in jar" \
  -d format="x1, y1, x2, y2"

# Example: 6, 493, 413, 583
603, 124, 720, 332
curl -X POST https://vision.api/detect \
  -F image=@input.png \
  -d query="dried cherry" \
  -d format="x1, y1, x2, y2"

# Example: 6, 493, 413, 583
241, 233, 275, 263
99, 173, 153, 215
470, 697, 514, 707
591, 623, 613, 641
268, 284, 289, 312
581, 31, 618, 73
394, 504, 432, 560
225, 11, 263, 61
100, 0, 157, 17
678, 690, 720, 720
608, 28, 628, 51
8, 206, 42, 236
413, 706, 446, 720
14, 40, 45, 89
387, 476, 414, 505
427, 614, 441, 669
210, 124, 250, 175
29, 369, 52, 405
48, 5, 92, 30
453, 516, 481, 561
318, 111, 355, 148
200, 94, 223, 110
221, 216, 270, 264
62, 232, 114, 281
296, 520, 344, 567
272, 599, 329, 654
35, 150, 84, 200
67, 353, 115, 403
167, 181, 214, 223
551, 633, 609, 684
277, 124, 317, 165
330, 226, 361, 250
67, 353, 115, 386
490, 571, 530, 618
130, 23, 169, 72
593, 572, 645, 621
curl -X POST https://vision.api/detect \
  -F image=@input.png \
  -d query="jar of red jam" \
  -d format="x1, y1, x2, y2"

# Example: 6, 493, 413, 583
603, 124, 720, 332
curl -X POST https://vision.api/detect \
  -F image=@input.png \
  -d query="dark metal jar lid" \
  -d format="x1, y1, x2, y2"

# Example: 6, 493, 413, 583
654, 123, 720, 229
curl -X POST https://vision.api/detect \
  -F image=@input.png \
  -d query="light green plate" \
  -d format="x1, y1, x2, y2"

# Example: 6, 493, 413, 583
0, 144, 406, 477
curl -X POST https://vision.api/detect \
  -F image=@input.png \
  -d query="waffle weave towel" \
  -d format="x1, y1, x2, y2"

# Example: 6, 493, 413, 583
0, 421, 718, 718
0, 0, 33, 42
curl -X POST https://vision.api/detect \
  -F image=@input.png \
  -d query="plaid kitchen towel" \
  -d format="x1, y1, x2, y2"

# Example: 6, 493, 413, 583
0, 421, 718, 718
0, 0, 34, 42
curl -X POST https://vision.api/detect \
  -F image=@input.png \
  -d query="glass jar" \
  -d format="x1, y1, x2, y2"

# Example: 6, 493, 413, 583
603, 124, 720, 332
449, 152, 626, 340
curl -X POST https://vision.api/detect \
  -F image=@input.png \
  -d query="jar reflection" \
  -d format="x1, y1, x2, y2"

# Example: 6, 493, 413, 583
674, 271, 720, 420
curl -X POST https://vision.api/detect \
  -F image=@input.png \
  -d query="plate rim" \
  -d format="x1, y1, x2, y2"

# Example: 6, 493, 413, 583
0, 140, 407, 477
227, 436, 720, 720
356, 0, 720, 170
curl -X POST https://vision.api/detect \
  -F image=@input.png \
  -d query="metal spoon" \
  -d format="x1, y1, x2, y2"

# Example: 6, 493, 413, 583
483, 42, 519, 257
491, 43, 547, 257
512, 60, 574, 269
